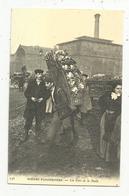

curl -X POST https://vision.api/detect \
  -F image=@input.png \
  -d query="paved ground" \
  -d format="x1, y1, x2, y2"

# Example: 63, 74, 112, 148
8, 89, 120, 180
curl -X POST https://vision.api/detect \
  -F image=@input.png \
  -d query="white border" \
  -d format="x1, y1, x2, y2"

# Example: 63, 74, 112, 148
0, 0, 129, 196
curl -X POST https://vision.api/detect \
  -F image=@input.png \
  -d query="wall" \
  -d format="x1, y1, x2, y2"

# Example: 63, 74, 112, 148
24, 54, 47, 72
58, 39, 122, 76
10, 48, 48, 74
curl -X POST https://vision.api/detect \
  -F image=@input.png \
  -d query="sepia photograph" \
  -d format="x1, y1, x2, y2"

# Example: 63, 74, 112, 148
8, 9, 123, 186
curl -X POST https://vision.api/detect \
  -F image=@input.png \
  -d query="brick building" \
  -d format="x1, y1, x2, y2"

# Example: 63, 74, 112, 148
10, 45, 51, 75
56, 36, 122, 77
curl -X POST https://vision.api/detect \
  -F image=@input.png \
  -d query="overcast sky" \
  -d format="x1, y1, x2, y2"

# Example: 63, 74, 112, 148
10, 9, 123, 53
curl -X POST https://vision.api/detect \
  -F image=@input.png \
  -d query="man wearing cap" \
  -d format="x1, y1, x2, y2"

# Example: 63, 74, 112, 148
22, 69, 50, 142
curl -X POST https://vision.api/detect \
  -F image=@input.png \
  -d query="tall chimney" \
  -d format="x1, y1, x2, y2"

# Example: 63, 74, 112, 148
94, 13, 100, 38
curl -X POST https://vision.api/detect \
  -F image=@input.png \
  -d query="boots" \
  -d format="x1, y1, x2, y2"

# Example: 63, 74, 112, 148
20, 129, 29, 143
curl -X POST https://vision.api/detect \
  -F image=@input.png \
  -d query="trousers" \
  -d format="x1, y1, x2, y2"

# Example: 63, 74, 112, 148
24, 109, 43, 134
47, 111, 72, 142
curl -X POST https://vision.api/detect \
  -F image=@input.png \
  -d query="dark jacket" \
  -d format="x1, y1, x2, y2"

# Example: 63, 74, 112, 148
53, 87, 72, 120
46, 85, 72, 120
99, 91, 121, 115
24, 79, 50, 118
99, 91, 121, 142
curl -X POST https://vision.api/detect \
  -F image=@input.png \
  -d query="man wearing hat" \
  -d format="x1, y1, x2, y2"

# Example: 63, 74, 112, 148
22, 69, 50, 142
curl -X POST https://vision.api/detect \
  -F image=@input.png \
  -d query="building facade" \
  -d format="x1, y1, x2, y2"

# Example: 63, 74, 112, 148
10, 14, 122, 77
57, 36, 122, 77
10, 45, 51, 75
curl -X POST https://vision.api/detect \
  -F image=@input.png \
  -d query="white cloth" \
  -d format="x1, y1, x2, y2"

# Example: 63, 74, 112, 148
111, 92, 121, 100
45, 86, 55, 113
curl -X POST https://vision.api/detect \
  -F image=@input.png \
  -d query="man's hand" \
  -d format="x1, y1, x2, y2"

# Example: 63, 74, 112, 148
37, 98, 43, 102
31, 97, 37, 102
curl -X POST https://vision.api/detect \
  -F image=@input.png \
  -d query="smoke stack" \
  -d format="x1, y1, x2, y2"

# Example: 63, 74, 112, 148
94, 14, 100, 38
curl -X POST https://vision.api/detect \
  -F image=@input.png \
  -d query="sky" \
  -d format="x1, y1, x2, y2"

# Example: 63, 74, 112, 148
10, 9, 123, 54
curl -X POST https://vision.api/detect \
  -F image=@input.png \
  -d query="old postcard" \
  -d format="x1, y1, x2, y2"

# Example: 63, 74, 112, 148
8, 8, 123, 186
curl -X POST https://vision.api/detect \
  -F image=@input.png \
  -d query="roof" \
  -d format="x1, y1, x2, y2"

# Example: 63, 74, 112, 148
57, 35, 122, 46
75, 36, 112, 43
16, 44, 51, 55
10, 54, 16, 62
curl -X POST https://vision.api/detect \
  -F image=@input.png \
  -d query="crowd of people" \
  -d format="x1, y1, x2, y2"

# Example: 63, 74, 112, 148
20, 68, 122, 165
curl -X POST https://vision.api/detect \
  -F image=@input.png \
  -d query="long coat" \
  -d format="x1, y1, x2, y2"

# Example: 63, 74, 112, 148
46, 86, 72, 120
45, 86, 74, 143
24, 79, 50, 118
80, 84, 92, 113
97, 92, 121, 162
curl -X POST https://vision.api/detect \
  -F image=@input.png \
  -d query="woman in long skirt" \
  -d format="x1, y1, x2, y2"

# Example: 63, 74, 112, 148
97, 82, 122, 162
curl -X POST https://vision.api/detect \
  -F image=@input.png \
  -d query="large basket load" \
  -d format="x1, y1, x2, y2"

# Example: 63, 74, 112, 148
45, 49, 85, 114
